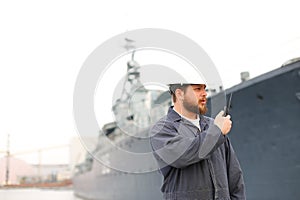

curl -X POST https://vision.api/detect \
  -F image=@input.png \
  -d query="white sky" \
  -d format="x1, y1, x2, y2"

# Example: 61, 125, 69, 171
0, 0, 300, 164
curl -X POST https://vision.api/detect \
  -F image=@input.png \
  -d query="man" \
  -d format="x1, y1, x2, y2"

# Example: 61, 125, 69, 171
150, 81, 246, 200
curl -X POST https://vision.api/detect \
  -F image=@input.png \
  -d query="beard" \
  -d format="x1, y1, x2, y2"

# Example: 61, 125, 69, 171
198, 104, 207, 115
182, 99, 207, 115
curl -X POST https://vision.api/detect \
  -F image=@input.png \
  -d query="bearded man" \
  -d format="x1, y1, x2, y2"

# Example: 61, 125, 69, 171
150, 82, 246, 200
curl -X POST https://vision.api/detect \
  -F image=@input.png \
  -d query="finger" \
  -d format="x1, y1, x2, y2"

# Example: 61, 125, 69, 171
218, 110, 224, 116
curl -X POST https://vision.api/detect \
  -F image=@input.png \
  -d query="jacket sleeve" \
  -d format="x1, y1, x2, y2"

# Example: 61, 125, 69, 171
225, 138, 246, 200
150, 118, 226, 168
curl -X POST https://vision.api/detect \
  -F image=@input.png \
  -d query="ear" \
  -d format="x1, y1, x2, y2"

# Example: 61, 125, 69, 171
175, 88, 184, 101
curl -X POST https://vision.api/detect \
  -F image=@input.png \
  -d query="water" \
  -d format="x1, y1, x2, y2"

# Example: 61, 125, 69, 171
0, 189, 83, 200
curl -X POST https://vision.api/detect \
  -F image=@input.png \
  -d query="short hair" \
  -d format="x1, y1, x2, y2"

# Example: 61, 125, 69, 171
169, 84, 189, 103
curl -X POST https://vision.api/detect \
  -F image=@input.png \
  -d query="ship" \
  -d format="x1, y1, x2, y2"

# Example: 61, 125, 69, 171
73, 47, 300, 199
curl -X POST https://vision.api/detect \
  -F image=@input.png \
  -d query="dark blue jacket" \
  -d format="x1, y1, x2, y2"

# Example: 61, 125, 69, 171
150, 107, 246, 200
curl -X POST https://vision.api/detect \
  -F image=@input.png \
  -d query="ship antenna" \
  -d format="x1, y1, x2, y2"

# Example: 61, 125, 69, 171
131, 50, 135, 61
124, 37, 135, 52
114, 38, 140, 101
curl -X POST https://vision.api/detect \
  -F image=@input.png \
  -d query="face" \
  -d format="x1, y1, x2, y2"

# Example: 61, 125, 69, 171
182, 84, 207, 115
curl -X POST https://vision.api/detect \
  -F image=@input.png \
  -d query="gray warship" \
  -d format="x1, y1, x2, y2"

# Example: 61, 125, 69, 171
73, 50, 300, 199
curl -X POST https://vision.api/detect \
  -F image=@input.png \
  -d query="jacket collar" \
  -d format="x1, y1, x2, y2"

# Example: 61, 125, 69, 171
167, 106, 184, 122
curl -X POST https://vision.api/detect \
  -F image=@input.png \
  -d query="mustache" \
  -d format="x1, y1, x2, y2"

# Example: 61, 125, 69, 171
198, 97, 207, 102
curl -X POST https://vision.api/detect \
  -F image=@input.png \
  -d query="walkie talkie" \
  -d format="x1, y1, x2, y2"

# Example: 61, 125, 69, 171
223, 93, 233, 117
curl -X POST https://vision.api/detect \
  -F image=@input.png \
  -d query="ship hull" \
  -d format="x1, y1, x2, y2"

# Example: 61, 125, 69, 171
219, 62, 300, 199
73, 161, 163, 200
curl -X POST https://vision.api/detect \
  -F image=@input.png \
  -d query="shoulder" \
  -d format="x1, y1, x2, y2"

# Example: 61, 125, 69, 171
150, 115, 176, 134
202, 115, 214, 122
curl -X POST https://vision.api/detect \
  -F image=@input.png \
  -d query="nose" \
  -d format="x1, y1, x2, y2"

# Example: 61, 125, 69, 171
200, 89, 207, 97
196, 90, 207, 100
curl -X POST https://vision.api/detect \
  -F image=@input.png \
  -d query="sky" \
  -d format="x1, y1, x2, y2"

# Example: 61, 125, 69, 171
0, 0, 300, 165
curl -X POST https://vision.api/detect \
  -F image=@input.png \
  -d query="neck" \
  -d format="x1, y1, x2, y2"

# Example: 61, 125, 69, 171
173, 104, 197, 119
